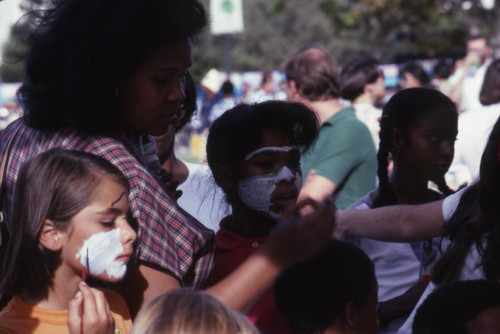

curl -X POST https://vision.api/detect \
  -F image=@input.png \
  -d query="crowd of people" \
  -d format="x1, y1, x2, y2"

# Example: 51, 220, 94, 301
0, 0, 499, 333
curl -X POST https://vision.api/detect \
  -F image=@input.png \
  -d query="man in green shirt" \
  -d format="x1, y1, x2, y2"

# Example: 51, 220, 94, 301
282, 46, 377, 209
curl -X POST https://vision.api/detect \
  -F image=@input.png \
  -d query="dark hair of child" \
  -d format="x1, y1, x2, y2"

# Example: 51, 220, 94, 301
373, 87, 456, 209
274, 240, 377, 334
433, 116, 500, 285
206, 100, 319, 202
412, 280, 500, 334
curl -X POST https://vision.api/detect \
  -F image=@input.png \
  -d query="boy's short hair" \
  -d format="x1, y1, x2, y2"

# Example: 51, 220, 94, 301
274, 240, 377, 334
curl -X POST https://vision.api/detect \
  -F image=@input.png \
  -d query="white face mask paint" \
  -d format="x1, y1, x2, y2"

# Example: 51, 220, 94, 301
76, 228, 127, 280
238, 166, 302, 220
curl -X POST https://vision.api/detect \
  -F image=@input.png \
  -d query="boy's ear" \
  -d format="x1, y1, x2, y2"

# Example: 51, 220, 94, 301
345, 300, 360, 329
211, 163, 236, 192
39, 219, 64, 251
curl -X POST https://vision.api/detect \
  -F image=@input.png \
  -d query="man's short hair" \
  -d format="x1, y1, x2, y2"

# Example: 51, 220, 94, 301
282, 45, 340, 101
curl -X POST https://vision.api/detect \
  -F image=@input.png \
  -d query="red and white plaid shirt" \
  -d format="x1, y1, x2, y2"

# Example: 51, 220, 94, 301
0, 118, 214, 287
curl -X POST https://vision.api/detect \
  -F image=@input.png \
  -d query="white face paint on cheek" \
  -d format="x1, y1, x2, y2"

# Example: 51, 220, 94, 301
76, 228, 127, 280
238, 166, 302, 220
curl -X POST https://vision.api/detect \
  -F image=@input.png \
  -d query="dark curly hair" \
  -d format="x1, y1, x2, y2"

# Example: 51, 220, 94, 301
17, 0, 206, 135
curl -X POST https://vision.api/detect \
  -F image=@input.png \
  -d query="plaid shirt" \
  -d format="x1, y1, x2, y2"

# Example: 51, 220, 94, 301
0, 119, 214, 287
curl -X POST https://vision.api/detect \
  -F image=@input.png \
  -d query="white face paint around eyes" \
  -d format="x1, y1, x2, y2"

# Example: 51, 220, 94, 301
238, 166, 302, 220
244, 146, 300, 161
76, 228, 127, 280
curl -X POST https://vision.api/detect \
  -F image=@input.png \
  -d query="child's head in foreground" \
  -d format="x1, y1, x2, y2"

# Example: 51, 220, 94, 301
131, 288, 260, 334
274, 240, 378, 334
0, 148, 137, 299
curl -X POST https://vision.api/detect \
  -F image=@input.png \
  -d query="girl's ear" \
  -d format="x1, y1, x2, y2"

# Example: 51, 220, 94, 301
39, 219, 64, 251
211, 163, 236, 192
391, 129, 405, 153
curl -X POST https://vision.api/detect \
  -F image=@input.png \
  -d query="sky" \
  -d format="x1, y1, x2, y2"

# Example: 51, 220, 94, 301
0, 0, 23, 56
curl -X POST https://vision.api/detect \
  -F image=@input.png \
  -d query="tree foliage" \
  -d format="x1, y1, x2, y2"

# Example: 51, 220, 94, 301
1, 0, 499, 83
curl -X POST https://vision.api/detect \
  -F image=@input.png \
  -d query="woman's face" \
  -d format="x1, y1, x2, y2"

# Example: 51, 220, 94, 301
120, 39, 192, 136
395, 109, 458, 182
60, 176, 137, 282
234, 127, 302, 220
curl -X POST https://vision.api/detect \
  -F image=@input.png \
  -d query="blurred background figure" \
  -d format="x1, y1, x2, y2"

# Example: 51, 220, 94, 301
209, 80, 238, 125
252, 71, 276, 102
399, 63, 434, 89
449, 34, 493, 113
340, 57, 386, 149
432, 58, 455, 97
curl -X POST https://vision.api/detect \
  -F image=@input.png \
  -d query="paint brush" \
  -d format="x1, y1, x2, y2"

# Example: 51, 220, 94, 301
80, 248, 89, 334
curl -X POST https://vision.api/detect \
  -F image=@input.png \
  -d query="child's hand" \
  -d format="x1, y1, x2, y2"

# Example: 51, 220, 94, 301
262, 198, 336, 269
68, 282, 115, 334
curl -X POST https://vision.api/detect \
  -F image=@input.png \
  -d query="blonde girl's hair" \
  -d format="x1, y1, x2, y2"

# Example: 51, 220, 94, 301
131, 288, 260, 334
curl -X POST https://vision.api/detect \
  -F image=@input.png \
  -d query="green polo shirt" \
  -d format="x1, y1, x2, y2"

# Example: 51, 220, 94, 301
301, 106, 377, 209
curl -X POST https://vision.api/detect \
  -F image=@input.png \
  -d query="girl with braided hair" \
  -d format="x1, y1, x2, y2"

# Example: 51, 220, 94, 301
346, 87, 458, 334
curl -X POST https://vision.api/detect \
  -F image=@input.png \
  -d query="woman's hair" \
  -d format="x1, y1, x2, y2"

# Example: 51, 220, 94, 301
17, 0, 206, 135
399, 63, 432, 87
274, 240, 377, 334
373, 87, 456, 208
340, 57, 381, 101
282, 45, 340, 101
433, 116, 500, 285
0, 149, 129, 299
177, 71, 198, 132
207, 100, 319, 175
413, 280, 500, 334
479, 59, 500, 106
131, 288, 259, 334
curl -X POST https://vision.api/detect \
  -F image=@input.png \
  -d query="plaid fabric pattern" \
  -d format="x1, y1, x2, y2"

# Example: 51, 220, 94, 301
0, 119, 214, 287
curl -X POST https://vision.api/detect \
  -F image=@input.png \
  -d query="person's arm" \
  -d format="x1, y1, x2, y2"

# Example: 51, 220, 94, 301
123, 199, 335, 316
377, 281, 428, 326
298, 173, 336, 202
336, 199, 445, 242
207, 198, 335, 311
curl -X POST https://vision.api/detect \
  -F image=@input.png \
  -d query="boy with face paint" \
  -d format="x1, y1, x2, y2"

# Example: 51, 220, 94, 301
204, 101, 321, 334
